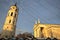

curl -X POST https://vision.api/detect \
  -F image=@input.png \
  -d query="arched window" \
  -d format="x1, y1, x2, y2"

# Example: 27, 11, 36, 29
13, 21, 14, 24
11, 12, 13, 16
9, 20, 11, 23
14, 14, 16, 17
15, 9, 17, 11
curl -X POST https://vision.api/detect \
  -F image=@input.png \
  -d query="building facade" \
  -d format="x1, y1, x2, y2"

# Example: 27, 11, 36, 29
33, 20, 60, 39
1, 4, 19, 38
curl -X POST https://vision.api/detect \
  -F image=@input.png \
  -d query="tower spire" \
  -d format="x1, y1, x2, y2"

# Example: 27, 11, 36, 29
14, 2, 17, 6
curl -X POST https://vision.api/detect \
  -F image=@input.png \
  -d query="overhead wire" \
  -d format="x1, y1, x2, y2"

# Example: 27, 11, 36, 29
18, 0, 51, 24
18, 0, 49, 23
29, 3, 51, 23
45, 0, 60, 10
16, 0, 35, 33
33, 0, 59, 23
18, 0, 37, 23
16, 0, 60, 32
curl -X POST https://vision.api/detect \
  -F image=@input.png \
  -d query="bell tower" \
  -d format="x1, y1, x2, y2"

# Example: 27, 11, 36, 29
1, 3, 19, 38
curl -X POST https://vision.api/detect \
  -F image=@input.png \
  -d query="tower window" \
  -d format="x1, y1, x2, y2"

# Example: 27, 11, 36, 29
9, 20, 11, 23
14, 14, 16, 17
15, 9, 17, 11
11, 12, 13, 16
13, 20, 15, 25
13, 21, 14, 24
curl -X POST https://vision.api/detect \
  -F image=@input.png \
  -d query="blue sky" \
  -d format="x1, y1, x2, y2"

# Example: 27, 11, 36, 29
0, 0, 60, 34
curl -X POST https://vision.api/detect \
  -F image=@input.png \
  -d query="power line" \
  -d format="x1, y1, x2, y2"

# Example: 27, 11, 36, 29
45, 0, 60, 10
18, 0, 60, 24
33, 0, 60, 23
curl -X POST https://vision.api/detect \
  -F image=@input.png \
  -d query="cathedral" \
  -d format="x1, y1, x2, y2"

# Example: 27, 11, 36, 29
33, 19, 60, 39
1, 4, 19, 38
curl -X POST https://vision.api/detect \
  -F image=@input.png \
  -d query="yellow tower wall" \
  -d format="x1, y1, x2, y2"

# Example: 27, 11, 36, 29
1, 4, 18, 38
